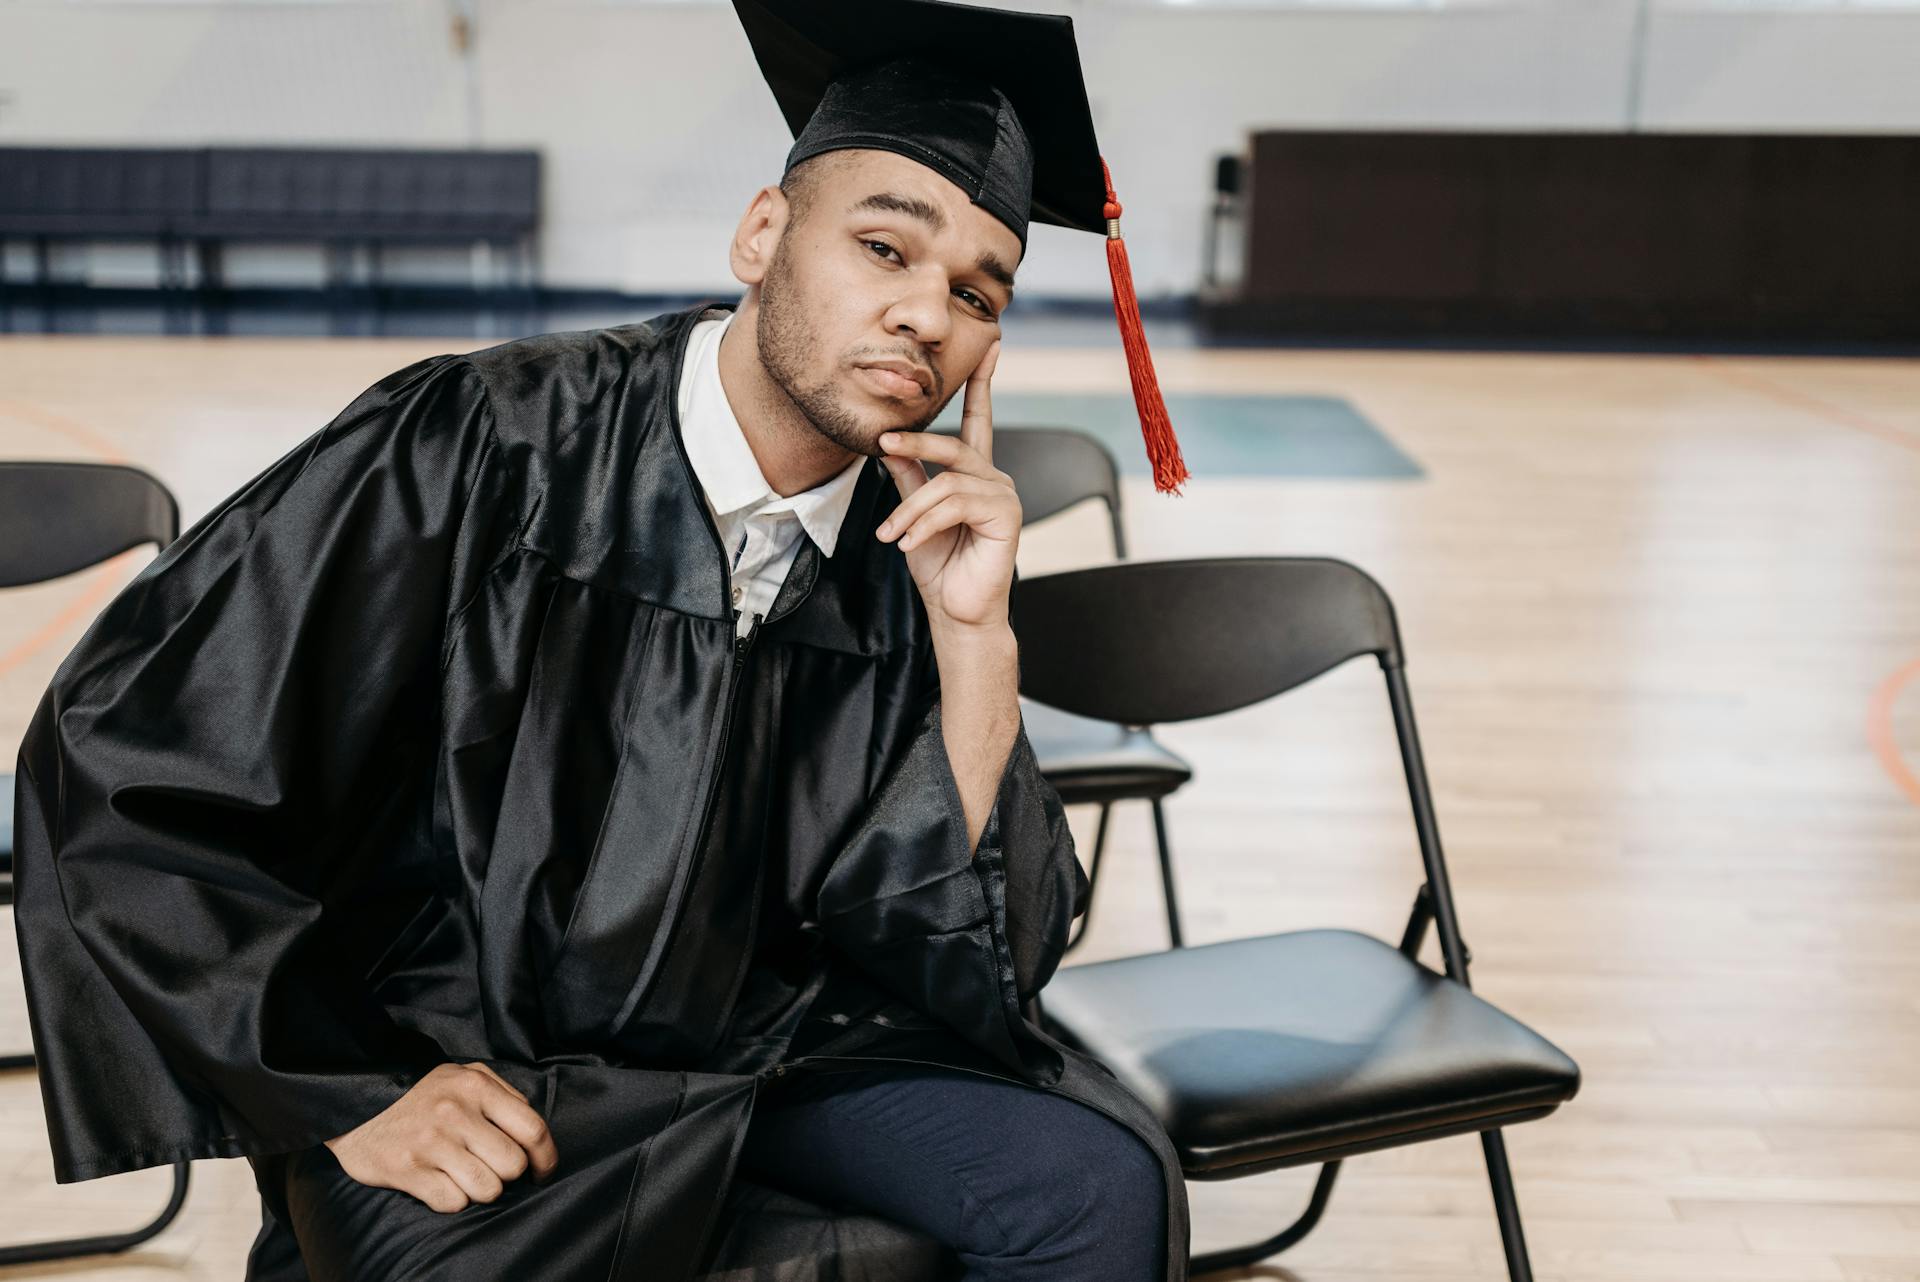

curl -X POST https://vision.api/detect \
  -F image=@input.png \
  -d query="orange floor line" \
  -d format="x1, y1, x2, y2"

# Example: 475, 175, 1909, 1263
1688, 355, 1920, 456
0, 549, 142, 679
0, 397, 130, 464
1869, 656, 1920, 807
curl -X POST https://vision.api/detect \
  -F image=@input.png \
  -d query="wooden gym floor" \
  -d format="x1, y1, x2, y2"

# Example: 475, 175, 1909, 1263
2, 328, 1918, 1280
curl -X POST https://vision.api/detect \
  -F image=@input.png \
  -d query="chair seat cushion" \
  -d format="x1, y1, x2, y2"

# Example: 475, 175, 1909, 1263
1040, 929, 1581, 1175
1020, 699, 1192, 804
698, 1178, 957, 1281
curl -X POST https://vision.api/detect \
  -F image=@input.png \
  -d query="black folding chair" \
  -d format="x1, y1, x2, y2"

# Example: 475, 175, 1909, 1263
930, 426, 1195, 950
0, 459, 191, 1266
1010, 556, 1582, 1278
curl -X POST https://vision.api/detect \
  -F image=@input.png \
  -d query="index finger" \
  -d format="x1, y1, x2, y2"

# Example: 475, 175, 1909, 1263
959, 340, 999, 468
475, 1079, 560, 1180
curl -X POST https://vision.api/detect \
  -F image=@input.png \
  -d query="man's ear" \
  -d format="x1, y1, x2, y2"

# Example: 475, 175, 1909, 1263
729, 185, 789, 287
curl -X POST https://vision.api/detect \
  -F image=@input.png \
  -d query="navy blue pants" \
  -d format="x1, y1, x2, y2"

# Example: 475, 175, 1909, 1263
737, 1065, 1167, 1281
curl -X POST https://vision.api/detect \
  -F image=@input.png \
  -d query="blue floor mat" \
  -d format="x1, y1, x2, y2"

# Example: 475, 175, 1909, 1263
931, 392, 1423, 480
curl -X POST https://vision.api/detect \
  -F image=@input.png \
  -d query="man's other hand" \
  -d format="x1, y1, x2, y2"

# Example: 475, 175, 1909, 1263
324, 1061, 560, 1213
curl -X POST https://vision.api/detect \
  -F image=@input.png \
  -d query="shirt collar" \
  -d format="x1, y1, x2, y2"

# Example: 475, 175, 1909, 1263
678, 307, 868, 558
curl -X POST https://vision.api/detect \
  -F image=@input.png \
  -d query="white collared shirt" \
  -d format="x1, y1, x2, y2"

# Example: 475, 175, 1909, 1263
677, 307, 867, 638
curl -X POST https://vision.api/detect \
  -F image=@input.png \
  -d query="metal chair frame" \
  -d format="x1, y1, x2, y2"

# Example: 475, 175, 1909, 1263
0, 458, 192, 1265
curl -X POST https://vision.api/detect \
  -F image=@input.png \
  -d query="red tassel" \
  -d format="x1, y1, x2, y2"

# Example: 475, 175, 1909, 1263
1102, 156, 1189, 496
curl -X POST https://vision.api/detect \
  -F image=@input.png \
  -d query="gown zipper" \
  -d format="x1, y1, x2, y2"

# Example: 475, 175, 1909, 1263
686, 614, 759, 879
619, 609, 761, 1026
681, 610, 760, 931
643, 478, 818, 1037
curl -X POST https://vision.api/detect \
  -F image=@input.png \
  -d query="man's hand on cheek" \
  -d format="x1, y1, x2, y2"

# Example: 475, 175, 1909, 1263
874, 339, 1021, 632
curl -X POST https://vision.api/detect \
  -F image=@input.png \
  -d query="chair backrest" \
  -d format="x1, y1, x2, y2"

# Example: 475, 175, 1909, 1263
0, 461, 179, 588
1010, 555, 1473, 981
1007, 556, 1403, 726
926, 425, 1127, 558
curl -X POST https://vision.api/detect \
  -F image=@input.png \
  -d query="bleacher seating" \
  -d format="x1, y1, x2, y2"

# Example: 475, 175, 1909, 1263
0, 145, 541, 295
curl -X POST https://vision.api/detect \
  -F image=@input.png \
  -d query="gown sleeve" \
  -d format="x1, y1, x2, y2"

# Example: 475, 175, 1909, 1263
812, 616, 1091, 1085
10, 353, 509, 1183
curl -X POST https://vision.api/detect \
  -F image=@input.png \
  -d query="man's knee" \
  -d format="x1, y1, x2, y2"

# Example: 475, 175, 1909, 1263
743, 1066, 1169, 1273
1006, 1109, 1166, 1265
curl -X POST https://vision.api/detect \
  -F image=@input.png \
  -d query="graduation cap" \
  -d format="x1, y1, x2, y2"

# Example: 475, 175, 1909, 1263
732, 0, 1191, 496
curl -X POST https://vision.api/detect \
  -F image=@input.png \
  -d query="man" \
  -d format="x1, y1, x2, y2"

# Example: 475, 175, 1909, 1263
11, 1, 1192, 1278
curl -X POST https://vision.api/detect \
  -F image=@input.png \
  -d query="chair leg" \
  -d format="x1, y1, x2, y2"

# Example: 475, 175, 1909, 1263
1481, 1128, 1536, 1282
1150, 798, 1185, 949
1188, 1160, 1342, 1275
0, 1160, 191, 1265
0, 1053, 194, 1264
1063, 801, 1113, 954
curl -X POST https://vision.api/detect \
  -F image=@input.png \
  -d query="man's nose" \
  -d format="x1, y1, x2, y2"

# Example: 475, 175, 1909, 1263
883, 277, 952, 349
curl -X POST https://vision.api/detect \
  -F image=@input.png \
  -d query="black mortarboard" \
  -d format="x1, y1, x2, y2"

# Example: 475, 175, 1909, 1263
732, 0, 1190, 495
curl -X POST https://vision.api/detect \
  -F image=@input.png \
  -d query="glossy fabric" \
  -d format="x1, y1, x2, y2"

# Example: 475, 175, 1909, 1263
247, 1154, 954, 1282
699, 1177, 956, 1280
10, 300, 1191, 1279
782, 56, 1034, 251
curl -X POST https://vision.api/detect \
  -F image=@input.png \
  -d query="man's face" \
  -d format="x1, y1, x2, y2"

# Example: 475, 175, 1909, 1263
752, 148, 1021, 457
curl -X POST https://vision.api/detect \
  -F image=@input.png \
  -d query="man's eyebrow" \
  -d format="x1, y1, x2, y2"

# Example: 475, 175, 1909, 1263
849, 191, 947, 234
849, 191, 1018, 303
975, 251, 1017, 303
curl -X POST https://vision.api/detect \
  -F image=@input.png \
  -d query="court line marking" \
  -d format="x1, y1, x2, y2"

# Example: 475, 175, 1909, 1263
1688, 354, 1920, 456
0, 398, 141, 680
0, 397, 130, 465
1687, 357, 1920, 807
0, 549, 144, 680
1869, 657, 1920, 807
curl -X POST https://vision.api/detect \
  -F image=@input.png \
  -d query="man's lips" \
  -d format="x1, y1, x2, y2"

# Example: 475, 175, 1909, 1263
855, 366, 927, 399
855, 361, 931, 398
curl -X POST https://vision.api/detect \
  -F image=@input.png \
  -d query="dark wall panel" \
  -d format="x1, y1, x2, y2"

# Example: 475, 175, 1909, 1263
1217, 130, 1919, 342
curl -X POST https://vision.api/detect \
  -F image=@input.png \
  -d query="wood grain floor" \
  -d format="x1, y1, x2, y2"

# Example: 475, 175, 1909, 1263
2, 334, 1917, 1281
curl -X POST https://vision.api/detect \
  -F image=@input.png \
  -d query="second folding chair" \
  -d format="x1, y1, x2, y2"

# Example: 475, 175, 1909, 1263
1008, 556, 1583, 1279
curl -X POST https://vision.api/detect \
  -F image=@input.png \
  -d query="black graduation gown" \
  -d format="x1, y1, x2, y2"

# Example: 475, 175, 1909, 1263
10, 299, 1193, 1280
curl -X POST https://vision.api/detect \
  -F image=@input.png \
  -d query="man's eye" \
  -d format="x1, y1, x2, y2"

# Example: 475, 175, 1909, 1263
863, 239, 994, 317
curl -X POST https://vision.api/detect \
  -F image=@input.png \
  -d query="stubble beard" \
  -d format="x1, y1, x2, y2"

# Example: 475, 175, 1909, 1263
755, 238, 944, 457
